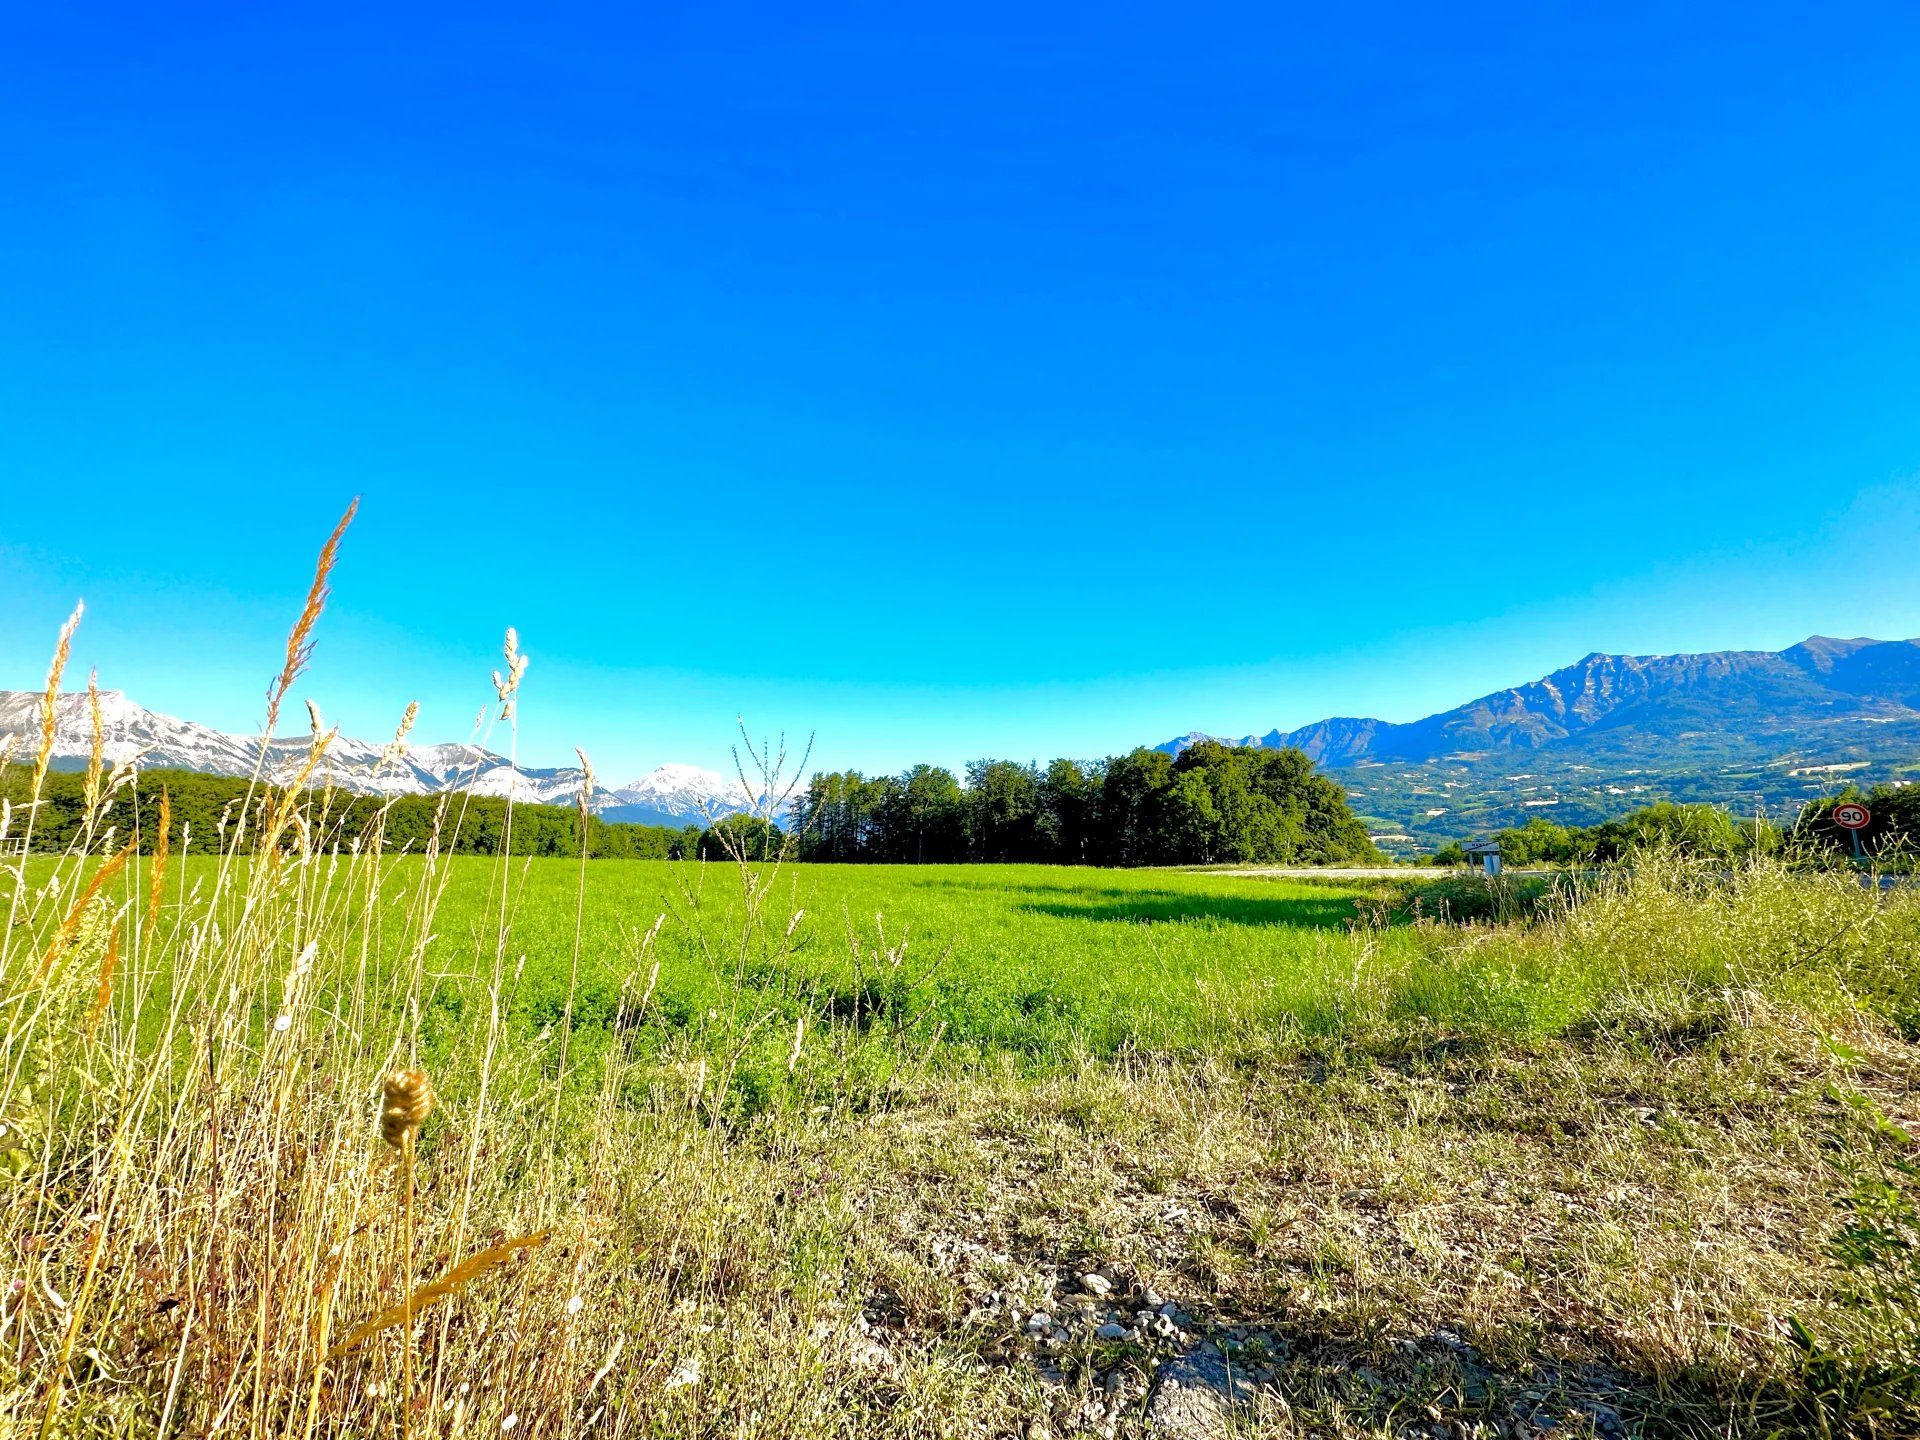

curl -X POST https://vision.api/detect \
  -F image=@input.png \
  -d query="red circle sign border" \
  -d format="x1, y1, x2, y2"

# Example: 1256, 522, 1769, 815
1834, 804, 1872, 830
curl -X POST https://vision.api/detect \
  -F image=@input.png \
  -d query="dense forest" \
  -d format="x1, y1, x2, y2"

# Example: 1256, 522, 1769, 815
2, 768, 704, 858
789, 742, 1381, 866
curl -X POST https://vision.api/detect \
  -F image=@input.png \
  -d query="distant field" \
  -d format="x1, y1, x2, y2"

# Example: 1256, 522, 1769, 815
51, 858, 1394, 1089
30, 853, 1920, 1076
430, 860, 1383, 1060
89, 855, 1909, 1075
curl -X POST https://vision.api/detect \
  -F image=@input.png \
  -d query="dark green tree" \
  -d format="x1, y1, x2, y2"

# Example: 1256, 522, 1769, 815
1040, 758, 1099, 864
964, 759, 1044, 862
699, 813, 783, 861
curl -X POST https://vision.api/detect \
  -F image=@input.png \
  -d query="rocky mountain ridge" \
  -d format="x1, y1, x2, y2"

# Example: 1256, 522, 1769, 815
1159, 636, 1920, 765
1157, 637, 1920, 848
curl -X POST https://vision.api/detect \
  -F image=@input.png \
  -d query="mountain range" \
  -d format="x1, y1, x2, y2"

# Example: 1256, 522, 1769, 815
5, 636, 1916, 853
0, 689, 762, 830
1158, 636, 1920, 848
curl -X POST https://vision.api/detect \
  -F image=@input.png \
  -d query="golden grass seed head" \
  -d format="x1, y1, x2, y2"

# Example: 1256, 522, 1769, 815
32, 601, 84, 794
380, 1067, 436, 1149
269, 498, 356, 723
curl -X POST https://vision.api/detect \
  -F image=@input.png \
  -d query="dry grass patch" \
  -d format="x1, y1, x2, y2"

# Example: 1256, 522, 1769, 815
844, 1017, 1918, 1437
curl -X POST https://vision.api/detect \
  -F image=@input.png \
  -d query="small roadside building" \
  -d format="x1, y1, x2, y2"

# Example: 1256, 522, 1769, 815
1463, 837, 1502, 877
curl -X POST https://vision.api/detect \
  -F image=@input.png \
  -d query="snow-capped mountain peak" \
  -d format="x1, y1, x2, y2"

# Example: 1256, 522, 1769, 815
616, 762, 731, 800
606, 763, 764, 825
0, 690, 756, 825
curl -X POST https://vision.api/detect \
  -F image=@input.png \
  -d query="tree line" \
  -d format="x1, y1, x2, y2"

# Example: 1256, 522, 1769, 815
788, 742, 1381, 866
12, 763, 1906, 870
2, 767, 706, 858
1796, 784, 1920, 860
1427, 786, 1920, 866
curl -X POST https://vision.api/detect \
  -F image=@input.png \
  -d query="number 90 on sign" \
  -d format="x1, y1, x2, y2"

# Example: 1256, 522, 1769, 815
1833, 803, 1871, 831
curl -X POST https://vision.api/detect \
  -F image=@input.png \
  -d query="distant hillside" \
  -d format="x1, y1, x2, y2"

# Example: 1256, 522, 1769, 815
1159, 637, 1920, 850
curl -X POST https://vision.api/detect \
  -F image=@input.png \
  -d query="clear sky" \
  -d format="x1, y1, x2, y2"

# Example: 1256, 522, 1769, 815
3, 3, 1918, 783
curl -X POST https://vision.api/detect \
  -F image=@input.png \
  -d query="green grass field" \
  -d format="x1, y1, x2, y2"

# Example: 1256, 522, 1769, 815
432, 860, 1381, 1058
110, 852, 1906, 1071
350, 855, 1920, 1100
8, 837, 1920, 1438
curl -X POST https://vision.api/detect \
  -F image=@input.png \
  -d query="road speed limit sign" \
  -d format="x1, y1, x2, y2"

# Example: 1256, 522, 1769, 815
1833, 802, 1871, 830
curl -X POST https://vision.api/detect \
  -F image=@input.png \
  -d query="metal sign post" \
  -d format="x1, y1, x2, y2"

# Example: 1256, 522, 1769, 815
1834, 802, 1871, 864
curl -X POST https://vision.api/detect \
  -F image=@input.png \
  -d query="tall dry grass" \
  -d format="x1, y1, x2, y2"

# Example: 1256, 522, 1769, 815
0, 515, 994, 1440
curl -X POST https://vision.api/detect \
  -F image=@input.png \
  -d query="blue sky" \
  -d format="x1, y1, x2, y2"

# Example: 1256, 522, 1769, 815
3, 3, 1918, 782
